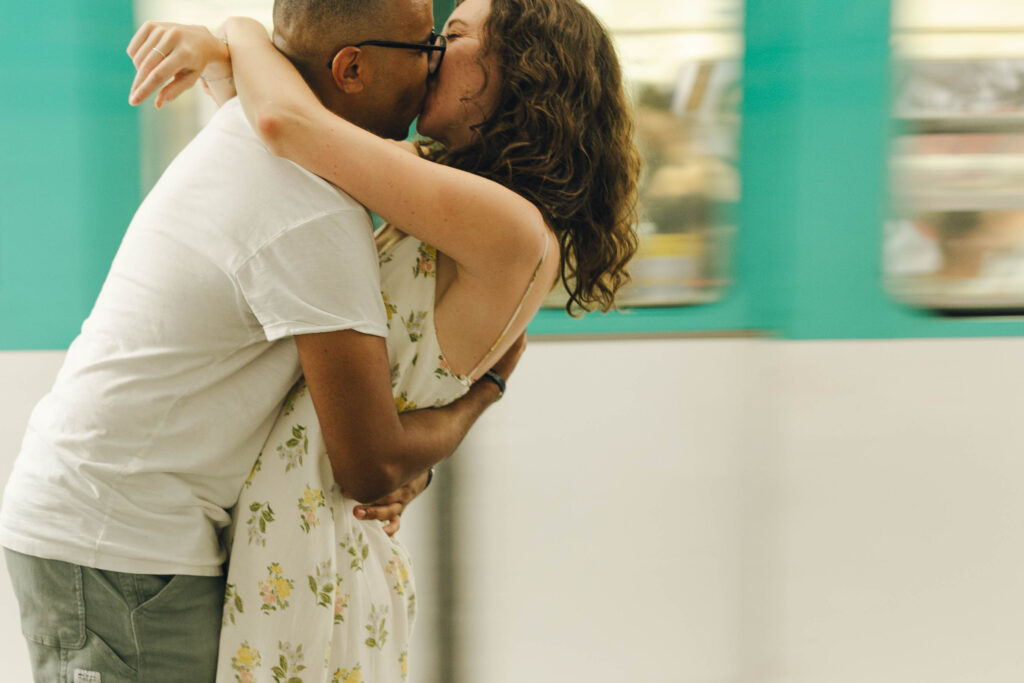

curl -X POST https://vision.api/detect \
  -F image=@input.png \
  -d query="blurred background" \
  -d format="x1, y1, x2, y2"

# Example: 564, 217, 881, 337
2, 0, 1024, 681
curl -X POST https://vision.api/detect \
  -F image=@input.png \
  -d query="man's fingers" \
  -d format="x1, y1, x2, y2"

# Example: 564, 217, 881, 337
382, 517, 401, 536
354, 502, 403, 521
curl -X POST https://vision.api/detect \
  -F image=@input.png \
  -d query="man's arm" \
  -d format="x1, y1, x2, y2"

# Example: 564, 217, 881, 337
296, 329, 519, 503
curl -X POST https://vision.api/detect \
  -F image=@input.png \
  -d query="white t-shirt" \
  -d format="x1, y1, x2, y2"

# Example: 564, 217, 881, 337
0, 99, 387, 576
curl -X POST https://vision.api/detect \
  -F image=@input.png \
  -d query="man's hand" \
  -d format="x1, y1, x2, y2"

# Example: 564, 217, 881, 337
353, 469, 431, 536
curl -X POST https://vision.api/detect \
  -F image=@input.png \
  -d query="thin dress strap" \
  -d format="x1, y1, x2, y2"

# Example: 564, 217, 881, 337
466, 232, 551, 379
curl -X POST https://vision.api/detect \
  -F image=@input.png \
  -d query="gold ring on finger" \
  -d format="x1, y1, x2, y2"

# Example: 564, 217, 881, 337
151, 47, 167, 58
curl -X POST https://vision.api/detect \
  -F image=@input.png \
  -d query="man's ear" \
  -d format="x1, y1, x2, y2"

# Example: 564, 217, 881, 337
330, 46, 367, 94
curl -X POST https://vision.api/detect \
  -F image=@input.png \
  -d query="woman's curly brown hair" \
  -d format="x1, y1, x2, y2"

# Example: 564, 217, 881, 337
418, 0, 642, 315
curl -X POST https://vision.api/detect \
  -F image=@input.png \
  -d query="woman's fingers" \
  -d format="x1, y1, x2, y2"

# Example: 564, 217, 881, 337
131, 26, 170, 71
154, 71, 203, 109
126, 21, 156, 61
129, 24, 179, 105
130, 47, 173, 103
127, 23, 213, 107
135, 50, 202, 108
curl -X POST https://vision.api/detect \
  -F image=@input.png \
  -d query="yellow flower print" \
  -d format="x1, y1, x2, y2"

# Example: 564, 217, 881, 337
394, 392, 418, 414
231, 641, 261, 682
399, 650, 409, 680
243, 455, 262, 489
302, 487, 324, 507
236, 645, 255, 668
297, 485, 326, 533
258, 563, 295, 613
381, 291, 398, 324
273, 577, 292, 600
413, 243, 437, 278
332, 664, 362, 683
385, 549, 411, 597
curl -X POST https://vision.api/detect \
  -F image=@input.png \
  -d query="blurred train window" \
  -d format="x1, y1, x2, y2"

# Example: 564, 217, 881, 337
887, 0, 1024, 314
543, 0, 744, 310
133, 1, 274, 194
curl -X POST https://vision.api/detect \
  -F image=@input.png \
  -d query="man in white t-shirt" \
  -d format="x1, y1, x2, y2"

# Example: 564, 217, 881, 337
0, 1, 509, 680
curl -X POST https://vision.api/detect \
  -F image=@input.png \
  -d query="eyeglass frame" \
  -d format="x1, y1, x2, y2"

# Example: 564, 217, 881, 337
326, 32, 447, 74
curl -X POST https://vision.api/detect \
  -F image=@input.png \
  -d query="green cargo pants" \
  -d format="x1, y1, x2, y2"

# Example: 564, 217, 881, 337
4, 548, 224, 683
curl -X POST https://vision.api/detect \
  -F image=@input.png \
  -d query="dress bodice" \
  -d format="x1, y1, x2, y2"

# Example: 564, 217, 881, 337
379, 235, 473, 413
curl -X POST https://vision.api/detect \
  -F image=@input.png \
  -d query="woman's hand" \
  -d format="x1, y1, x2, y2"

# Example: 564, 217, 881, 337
352, 469, 433, 536
127, 22, 232, 108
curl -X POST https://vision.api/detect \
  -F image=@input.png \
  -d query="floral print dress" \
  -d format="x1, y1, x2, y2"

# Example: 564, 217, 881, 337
216, 234, 476, 683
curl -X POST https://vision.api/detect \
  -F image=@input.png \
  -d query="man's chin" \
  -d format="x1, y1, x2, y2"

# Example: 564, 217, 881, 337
382, 120, 415, 141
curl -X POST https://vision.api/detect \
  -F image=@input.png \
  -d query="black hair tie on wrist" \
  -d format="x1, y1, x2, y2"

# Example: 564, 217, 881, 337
481, 369, 506, 399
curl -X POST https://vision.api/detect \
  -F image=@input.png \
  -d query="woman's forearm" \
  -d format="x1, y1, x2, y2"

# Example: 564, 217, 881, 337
223, 18, 323, 132
222, 18, 546, 274
200, 26, 237, 106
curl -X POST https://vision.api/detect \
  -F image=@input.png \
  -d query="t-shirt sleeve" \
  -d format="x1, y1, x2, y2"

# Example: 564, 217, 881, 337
233, 210, 388, 341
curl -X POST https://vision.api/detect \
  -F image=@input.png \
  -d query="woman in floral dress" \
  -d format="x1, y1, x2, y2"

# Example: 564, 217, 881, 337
219, 228, 546, 682
129, 0, 641, 679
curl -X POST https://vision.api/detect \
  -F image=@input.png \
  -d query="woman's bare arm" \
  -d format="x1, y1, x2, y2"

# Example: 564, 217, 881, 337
222, 17, 548, 279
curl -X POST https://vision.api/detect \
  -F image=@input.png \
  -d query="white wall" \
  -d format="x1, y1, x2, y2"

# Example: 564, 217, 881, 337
453, 338, 752, 682
3, 337, 1024, 682
0, 352, 65, 679
449, 337, 1024, 682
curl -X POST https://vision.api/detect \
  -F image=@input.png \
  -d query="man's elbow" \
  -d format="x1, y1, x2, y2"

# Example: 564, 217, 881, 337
328, 451, 404, 503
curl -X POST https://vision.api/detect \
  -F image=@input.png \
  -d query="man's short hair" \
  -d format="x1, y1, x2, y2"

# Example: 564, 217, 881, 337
273, 0, 393, 74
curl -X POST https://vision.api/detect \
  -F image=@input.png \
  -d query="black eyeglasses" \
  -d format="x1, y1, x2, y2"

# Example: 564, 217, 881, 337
327, 32, 447, 75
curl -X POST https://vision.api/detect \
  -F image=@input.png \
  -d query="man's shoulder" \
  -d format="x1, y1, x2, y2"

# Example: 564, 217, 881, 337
205, 101, 365, 214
